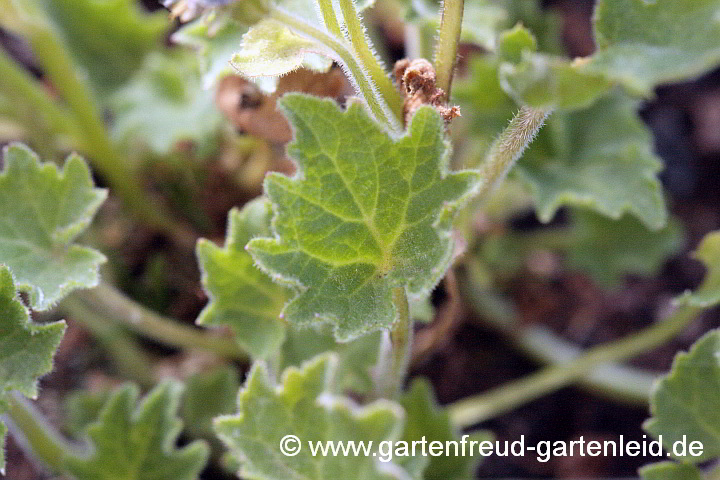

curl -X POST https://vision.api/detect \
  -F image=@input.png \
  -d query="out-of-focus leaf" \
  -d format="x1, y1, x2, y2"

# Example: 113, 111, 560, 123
515, 93, 667, 230
640, 462, 703, 480
400, 378, 491, 480
182, 366, 239, 439
568, 210, 684, 288
247, 95, 479, 341
215, 354, 410, 480
40, 0, 168, 94
0, 265, 65, 473
109, 52, 223, 154
676, 231, 720, 308
64, 382, 209, 480
196, 198, 290, 359
0, 144, 106, 310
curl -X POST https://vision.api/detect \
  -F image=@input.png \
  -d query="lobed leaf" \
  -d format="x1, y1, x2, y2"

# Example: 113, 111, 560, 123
0, 143, 107, 310
247, 94, 479, 340
214, 354, 409, 480
196, 197, 291, 359
0, 265, 65, 472
514, 93, 667, 230
64, 381, 209, 480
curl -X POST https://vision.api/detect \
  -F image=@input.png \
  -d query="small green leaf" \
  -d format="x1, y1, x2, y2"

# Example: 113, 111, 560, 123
40, 0, 168, 94
281, 325, 382, 394
247, 95, 479, 340
586, 0, 720, 96
231, 19, 332, 78
215, 354, 409, 480
677, 231, 720, 308
182, 366, 239, 440
515, 93, 667, 230
640, 462, 703, 480
568, 210, 684, 288
497, 23, 537, 64
0, 265, 65, 472
401, 379, 491, 480
109, 52, 223, 154
196, 197, 291, 359
63, 390, 111, 439
0, 143, 107, 310
63, 381, 209, 480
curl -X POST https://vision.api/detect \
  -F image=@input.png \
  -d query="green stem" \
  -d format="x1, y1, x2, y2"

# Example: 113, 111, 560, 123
63, 299, 157, 387
334, 0, 405, 123
26, 28, 187, 242
315, 0, 343, 37
433, 0, 465, 98
6, 394, 80, 474
269, 7, 401, 132
76, 284, 248, 361
448, 304, 701, 428
456, 263, 656, 404
385, 287, 412, 399
475, 107, 550, 199
0, 48, 79, 144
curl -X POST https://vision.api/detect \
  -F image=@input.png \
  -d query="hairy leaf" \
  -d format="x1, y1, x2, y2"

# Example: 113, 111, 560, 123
677, 231, 720, 308
109, 52, 222, 154
0, 144, 107, 310
281, 325, 382, 394
247, 95, 479, 340
0, 265, 65, 471
41, 0, 168, 94
643, 329, 720, 463
215, 354, 409, 480
196, 197, 291, 359
515, 93, 667, 229
64, 381, 209, 480
568, 210, 684, 288
400, 378, 491, 480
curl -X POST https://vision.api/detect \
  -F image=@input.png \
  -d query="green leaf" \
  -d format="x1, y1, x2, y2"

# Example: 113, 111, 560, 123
640, 462, 703, 480
247, 95, 479, 340
215, 354, 409, 480
586, 0, 720, 96
281, 325, 382, 394
64, 381, 209, 480
643, 329, 720, 463
196, 197, 291, 359
0, 265, 65, 472
231, 19, 332, 79
515, 93, 667, 230
677, 231, 720, 308
567, 210, 684, 288
172, 15, 250, 88
63, 390, 111, 439
400, 379, 491, 480
497, 23, 537, 65
41, 0, 168, 94
0, 143, 107, 310
109, 52, 223, 154
181, 366, 239, 440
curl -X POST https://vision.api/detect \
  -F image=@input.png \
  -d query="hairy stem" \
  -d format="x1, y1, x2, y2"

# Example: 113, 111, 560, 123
315, 0, 343, 37
383, 287, 413, 399
433, 0, 465, 98
75, 284, 248, 361
476, 107, 550, 199
6, 394, 80, 474
334, 0, 404, 122
269, 7, 402, 132
448, 304, 701, 428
